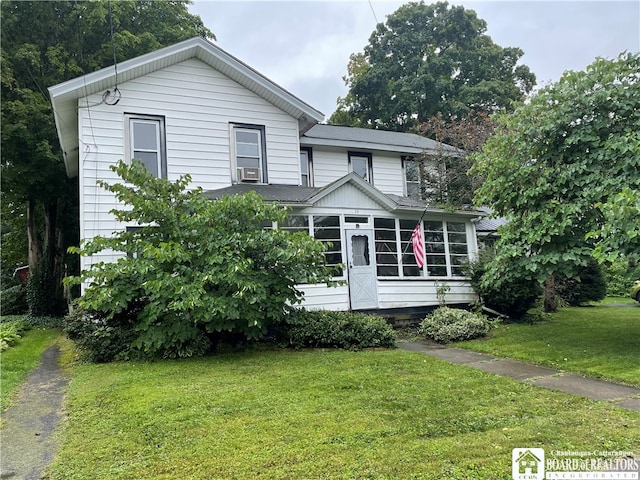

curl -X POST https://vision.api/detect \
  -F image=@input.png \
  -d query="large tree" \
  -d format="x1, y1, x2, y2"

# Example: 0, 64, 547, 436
413, 111, 496, 206
472, 52, 640, 311
329, 1, 535, 131
1, 1, 212, 314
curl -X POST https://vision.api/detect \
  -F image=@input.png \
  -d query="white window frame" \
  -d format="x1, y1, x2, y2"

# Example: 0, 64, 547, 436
232, 124, 267, 183
403, 156, 422, 199
125, 114, 166, 178
348, 151, 373, 183
300, 147, 313, 187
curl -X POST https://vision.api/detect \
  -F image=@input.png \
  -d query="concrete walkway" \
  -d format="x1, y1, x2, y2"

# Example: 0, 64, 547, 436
399, 341, 640, 411
1, 346, 68, 480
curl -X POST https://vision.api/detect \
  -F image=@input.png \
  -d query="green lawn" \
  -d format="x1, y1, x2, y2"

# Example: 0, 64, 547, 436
0, 325, 62, 411
50, 348, 639, 480
458, 304, 640, 386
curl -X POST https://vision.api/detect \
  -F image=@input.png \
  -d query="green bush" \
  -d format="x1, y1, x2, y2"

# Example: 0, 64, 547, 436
466, 250, 541, 319
1, 284, 28, 315
67, 161, 335, 360
557, 257, 607, 305
603, 258, 640, 297
0, 319, 25, 351
419, 307, 493, 344
64, 305, 140, 363
278, 309, 396, 350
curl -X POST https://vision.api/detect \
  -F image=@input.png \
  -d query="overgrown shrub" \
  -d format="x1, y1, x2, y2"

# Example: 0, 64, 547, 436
0, 319, 25, 351
64, 305, 140, 363
67, 161, 335, 360
277, 309, 396, 350
557, 257, 607, 305
1, 284, 28, 315
466, 249, 541, 319
419, 307, 493, 343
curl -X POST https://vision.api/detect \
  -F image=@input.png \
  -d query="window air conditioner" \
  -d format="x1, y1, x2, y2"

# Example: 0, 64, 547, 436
238, 167, 260, 182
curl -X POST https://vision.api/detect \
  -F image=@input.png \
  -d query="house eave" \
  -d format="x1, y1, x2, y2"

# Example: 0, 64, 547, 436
48, 36, 324, 178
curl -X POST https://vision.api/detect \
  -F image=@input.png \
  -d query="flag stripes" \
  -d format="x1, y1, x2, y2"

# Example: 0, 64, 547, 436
411, 224, 425, 268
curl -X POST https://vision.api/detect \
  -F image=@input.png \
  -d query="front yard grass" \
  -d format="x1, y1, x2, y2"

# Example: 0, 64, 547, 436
50, 348, 639, 480
0, 321, 62, 411
458, 304, 640, 386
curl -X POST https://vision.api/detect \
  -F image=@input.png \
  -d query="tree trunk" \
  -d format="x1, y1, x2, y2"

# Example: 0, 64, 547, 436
44, 201, 57, 275
543, 275, 558, 313
27, 198, 42, 270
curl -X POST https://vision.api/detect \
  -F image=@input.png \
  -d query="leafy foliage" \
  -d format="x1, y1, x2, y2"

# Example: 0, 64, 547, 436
330, 1, 535, 131
603, 258, 640, 297
472, 52, 640, 309
1, 0, 212, 316
556, 257, 606, 306
0, 319, 25, 352
414, 111, 497, 206
277, 309, 396, 350
1, 284, 28, 315
67, 161, 335, 359
419, 307, 493, 343
64, 306, 140, 363
466, 249, 541, 319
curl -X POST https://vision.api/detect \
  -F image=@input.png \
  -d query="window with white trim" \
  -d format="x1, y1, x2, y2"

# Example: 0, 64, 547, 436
349, 152, 373, 183
373, 217, 470, 278
403, 156, 422, 199
126, 114, 166, 178
300, 148, 313, 187
233, 124, 266, 182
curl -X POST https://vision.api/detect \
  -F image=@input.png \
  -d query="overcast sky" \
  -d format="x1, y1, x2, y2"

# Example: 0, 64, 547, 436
189, 1, 640, 119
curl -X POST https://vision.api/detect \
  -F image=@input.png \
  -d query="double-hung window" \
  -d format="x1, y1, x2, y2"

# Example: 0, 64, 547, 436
349, 152, 373, 183
127, 114, 166, 178
403, 156, 422, 200
233, 124, 266, 182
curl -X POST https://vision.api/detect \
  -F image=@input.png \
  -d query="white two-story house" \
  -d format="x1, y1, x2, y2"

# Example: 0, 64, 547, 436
49, 36, 482, 314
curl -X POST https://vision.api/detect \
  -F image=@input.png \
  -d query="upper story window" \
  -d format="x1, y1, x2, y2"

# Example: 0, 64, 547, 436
300, 148, 313, 187
233, 124, 267, 183
348, 152, 373, 183
126, 114, 166, 178
403, 156, 421, 199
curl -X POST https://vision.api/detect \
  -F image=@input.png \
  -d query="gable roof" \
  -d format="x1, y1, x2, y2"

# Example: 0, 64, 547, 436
301, 124, 463, 156
48, 36, 324, 178
206, 173, 483, 217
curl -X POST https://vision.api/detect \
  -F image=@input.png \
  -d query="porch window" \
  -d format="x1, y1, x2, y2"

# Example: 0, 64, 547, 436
279, 215, 309, 234
400, 219, 422, 277
374, 218, 398, 277
126, 114, 166, 178
313, 215, 343, 276
447, 222, 469, 276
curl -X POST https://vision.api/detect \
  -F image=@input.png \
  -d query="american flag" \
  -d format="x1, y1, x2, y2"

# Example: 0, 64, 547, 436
411, 224, 425, 268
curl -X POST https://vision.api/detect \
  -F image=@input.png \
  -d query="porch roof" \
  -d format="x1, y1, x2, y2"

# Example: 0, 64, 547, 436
205, 174, 483, 218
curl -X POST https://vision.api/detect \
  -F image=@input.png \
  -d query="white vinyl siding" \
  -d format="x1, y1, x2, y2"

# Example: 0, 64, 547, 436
77, 58, 301, 275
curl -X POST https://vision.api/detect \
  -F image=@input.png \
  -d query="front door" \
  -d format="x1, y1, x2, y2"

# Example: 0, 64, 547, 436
346, 229, 378, 310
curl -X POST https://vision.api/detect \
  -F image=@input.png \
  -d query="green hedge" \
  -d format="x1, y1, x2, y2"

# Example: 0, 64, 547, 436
277, 309, 396, 350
